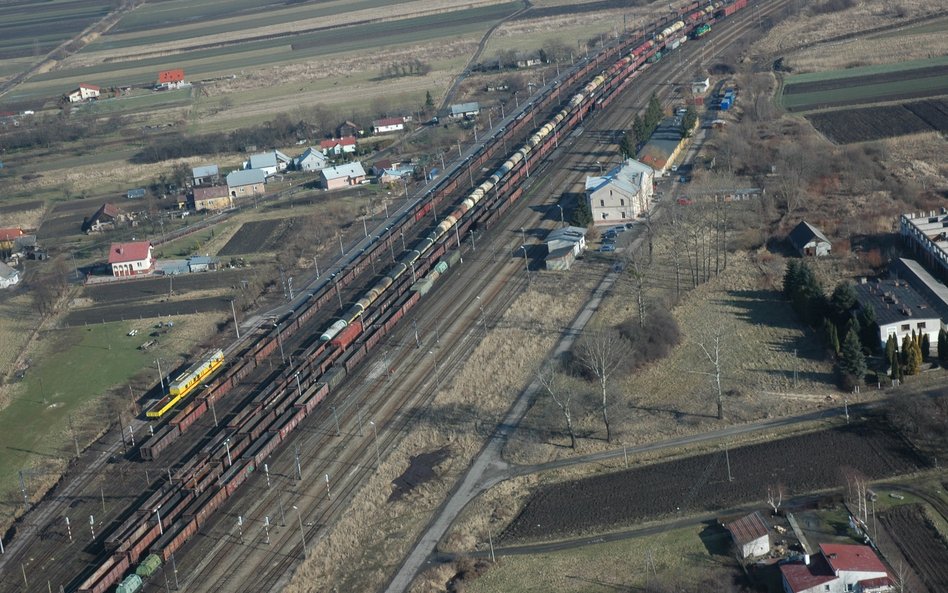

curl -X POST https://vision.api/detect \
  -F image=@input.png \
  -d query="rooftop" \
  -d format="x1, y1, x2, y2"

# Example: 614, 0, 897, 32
450, 102, 480, 115
108, 241, 152, 264
248, 152, 278, 169
820, 543, 887, 574
724, 511, 769, 545
780, 554, 836, 593
893, 258, 948, 319
78, 83, 100, 91
192, 185, 229, 200
227, 169, 266, 187
585, 158, 653, 196
192, 164, 219, 178
320, 136, 357, 148
0, 261, 18, 280
322, 162, 366, 180
638, 116, 684, 162
854, 275, 942, 328
373, 117, 404, 127
0, 228, 25, 241
788, 220, 830, 250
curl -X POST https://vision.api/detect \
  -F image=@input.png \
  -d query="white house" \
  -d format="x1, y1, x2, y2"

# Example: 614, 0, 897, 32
585, 159, 653, 226
372, 117, 405, 134
855, 276, 943, 355
245, 151, 291, 176
68, 83, 100, 103
293, 147, 329, 172
789, 221, 832, 257
780, 544, 892, 593
723, 512, 770, 559
108, 241, 155, 277
544, 226, 588, 271
0, 261, 20, 288
319, 136, 357, 155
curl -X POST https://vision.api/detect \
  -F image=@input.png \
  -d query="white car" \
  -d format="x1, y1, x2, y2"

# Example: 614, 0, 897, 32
127, 329, 139, 336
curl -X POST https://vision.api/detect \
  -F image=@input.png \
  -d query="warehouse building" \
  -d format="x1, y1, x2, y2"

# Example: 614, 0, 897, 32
637, 115, 694, 174
900, 210, 948, 282
854, 275, 944, 355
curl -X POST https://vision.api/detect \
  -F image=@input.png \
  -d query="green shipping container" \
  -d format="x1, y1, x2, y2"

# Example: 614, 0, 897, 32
135, 554, 162, 578
117, 574, 143, 593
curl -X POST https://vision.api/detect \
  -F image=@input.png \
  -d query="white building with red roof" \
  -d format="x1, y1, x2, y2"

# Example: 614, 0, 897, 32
108, 241, 154, 277
723, 511, 770, 559
372, 117, 405, 134
68, 83, 100, 103
780, 544, 892, 593
319, 136, 357, 156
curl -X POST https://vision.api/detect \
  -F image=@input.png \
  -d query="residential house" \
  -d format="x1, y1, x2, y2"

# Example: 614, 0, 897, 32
372, 117, 405, 134
0, 228, 25, 255
723, 512, 770, 559
637, 115, 691, 173
187, 256, 216, 273
378, 164, 416, 184
157, 69, 185, 90
788, 221, 832, 257
67, 83, 100, 103
691, 77, 710, 95
226, 169, 266, 198
83, 203, 126, 233
449, 102, 480, 119
780, 544, 892, 593
585, 159, 653, 226
900, 209, 948, 281
293, 147, 329, 172
336, 120, 362, 137
0, 261, 20, 289
371, 159, 394, 176
126, 188, 147, 200
245, 151, 291, 177
544, 226, 587, 271
191, 186, 233, 211
319, 136, 357, 156
321, 162, 366, 190
108, 241, 155, 277
854, 275, 944, 355
191, 164, 220, 186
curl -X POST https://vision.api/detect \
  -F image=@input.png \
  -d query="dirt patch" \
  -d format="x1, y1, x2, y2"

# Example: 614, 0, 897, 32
503, 422, 928, 543
879, 504, 948, 593
0, 199, 43, 215
390, 446, 450, 502
806, 99, 948, 144
84, 269, 247, 304
62, 295, 231, 326
218, 219, 282, 256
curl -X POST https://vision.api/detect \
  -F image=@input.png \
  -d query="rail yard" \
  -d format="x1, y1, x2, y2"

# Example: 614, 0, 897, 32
0, 2, 789, 592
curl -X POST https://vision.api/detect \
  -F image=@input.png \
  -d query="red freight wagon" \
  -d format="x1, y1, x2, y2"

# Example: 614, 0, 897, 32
77, 552, 131, 593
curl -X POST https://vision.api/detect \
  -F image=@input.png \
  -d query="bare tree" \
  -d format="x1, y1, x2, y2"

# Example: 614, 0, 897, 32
692, 332, 725, 420
623, 247, 650, 329
766, 483, 785, 515
536, 362, 577, 449
577, 328, 630, 443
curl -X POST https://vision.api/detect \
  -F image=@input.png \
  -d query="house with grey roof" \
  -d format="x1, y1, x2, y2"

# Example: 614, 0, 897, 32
449, 102, 480, 119
788, 221, 831, 257
293, 147, 329, 172
585, 159, 653, 226
855, 275, 944, 355
245, 150, 291, 176
226, 169, 266, 198
0, 261, 20, 289
191, 164, 220, 186
544, 226, 587, 271
321, 162, 366, 190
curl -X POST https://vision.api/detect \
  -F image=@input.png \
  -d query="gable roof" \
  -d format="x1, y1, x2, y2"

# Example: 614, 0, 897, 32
320, 136, 357, 149
78, 83, 100, 91
0, 261, 18, 280
296, 147, 328, 163
108, 241, 152, 264
321, 162, 366, 181
227, 169, 266, 187
450, 102, 480, 115
193, 185, 229, 200
586, 159, 652, 196
724, 511, 769, 545
780, 554, 836, 593
90, 203, 122, 221
373, 117, 404, 127
0, 228, 25, 241
192, 164, 219, 178
248, 152, 278, 169
820, 544, 887, 574
789, 220, 830, 250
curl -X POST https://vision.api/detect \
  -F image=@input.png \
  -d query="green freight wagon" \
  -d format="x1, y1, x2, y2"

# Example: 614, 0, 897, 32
135, 554, 162, 578
117, 574, 143, 593
693, 23, 711, 38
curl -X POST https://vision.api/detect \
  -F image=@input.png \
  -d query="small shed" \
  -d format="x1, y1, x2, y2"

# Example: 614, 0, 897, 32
788, 220, 831, 257
723, 511, 770, 559
188, 256, 216, 273
449, 102, 480, 119
544, 246, 576, 271
126, 188, 147, 200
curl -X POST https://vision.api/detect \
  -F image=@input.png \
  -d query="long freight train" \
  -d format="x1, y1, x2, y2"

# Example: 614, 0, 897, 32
76, 2, 752, 591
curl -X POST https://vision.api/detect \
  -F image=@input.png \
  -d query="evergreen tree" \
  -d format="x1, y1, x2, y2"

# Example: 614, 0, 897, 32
921, 333, 930, 361
783, 260, 801, 299
905, 338, 922, 375
823, 318, 840, 355
570, 199, 593, 227
884, 335, 897, 366
645, 93, 663, 132
839, 328, 867, 381
858, 305, 878, 352
939, 329, 948, 364
619, 131, 636, 159
830, 282, 858, 322
900, 334, 911, 367
424, 90, 435, 111
632, 115, 647, 146
680, 104, 698, 138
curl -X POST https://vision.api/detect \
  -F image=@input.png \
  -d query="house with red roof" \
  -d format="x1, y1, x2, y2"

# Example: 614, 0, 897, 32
372, 117, 405, 134
319, 136, 357, 156
108, 241, 154, 277
68, 83, 100, 103
780, 544, 892, 593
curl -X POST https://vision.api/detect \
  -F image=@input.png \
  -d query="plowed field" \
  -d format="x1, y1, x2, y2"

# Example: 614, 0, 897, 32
218, 219, 282, 256
879, 504, 948, 593
503, 423, 928, 542
806, 99, 948, 144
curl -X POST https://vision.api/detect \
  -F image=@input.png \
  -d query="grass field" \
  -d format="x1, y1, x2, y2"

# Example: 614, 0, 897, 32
0, 313, 223, 523
783, 55, 948, 85
461, 523, 733, 593
0, 0, 109, 60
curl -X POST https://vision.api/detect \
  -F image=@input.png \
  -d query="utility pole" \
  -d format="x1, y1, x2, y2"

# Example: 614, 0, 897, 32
295, 444, 302, 480
370, 421, 381, 469
725, 443, 733, 482
231, 299, 240, 338
331, 406, 341, 436
324, 473, 331, 500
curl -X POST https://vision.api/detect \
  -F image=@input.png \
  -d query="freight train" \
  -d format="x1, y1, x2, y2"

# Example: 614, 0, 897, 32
76, 2, 754, 591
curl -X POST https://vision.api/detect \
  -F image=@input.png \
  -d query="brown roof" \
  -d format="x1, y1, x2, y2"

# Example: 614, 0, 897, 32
373, 117, 404, 127
0, 228, 25, 241
78, 83, 100, 91
193, 186, 229, 200
724, 511, 768, 545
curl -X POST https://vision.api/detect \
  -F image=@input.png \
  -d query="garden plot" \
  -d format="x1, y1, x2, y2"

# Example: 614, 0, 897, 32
806, 99, 948, 144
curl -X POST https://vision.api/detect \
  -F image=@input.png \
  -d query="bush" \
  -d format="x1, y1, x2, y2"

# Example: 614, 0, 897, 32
617, 308, 682, 371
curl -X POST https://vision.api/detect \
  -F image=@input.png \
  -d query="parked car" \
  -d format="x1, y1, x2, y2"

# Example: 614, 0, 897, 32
598, 244, 616, 252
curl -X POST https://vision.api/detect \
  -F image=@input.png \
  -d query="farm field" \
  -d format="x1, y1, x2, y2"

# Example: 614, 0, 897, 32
806, 98, 948, 144
879, 504, 948, 593
780, 58, 948, 112
502, 423, 928, 543
218, 219, 284, 256
62, 295, 232, 326
83, 269, 247, 304
0, 0, 109, 60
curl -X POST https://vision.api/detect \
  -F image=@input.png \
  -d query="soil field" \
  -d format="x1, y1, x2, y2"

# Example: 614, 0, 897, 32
879, 504, 948, 593
806, 99, 948, 144
217, 219, 282, 256
83, 269, 247, 303
512, 0, 649, 20
0, 199, 43, 215
503, 423, 928, 542
62, 295, 230, 326
783, 65, 948, 95
0, 0, 108, 59
782, 76, 948, 112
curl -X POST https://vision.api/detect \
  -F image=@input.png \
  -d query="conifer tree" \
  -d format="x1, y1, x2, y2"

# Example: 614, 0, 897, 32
839, 328, 867, 381
921, 333, 930, 361
939, 329, 948, 364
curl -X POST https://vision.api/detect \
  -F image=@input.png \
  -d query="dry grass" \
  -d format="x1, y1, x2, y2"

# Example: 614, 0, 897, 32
783, 30, 948, 72
880, 132, 948, 190
283, 272, 601, 593
0, 291, 44, 405
754, 0, 941, 56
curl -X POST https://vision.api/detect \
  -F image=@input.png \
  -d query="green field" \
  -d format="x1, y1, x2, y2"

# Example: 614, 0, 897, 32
0, 0, 109, 59
782, 74, 948, 111
783, 55, 948, 85
870, 15, 948, 40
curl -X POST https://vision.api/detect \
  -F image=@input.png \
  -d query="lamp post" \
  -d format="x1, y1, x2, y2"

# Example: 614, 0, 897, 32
369, 421, 381, 468
555, 204, 564, 226
520, 227, 526, 245
292, 505, 307, 558
154, 506, 163, 536
224, 438, 232, 467
521, 245, 529, 277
